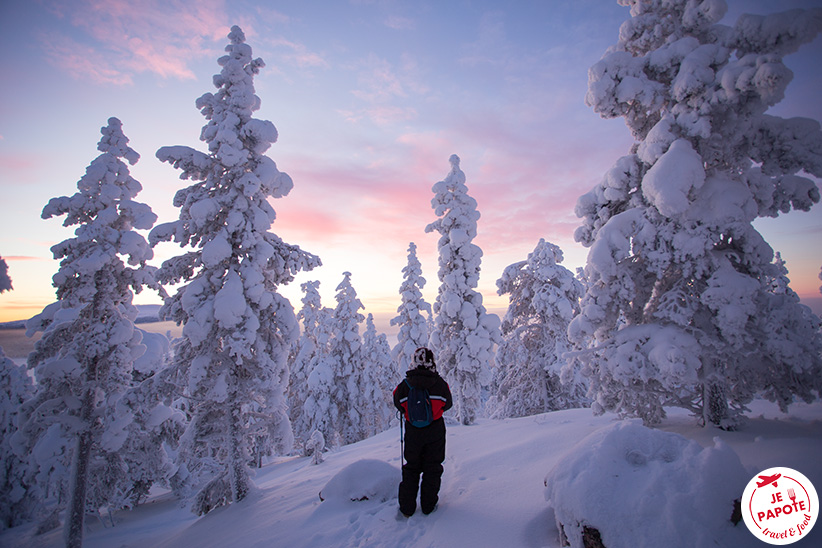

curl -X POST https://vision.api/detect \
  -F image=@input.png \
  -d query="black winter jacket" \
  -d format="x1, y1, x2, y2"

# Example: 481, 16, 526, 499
393, 367, 453, 423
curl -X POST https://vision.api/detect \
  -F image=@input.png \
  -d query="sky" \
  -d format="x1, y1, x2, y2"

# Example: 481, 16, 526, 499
0, 0, 820, 332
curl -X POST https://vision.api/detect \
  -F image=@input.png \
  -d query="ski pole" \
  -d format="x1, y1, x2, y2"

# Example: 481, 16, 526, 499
398, 409, 404, 467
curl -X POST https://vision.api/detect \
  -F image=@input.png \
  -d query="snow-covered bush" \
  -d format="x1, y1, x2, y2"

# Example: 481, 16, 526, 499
544, 420, 749, 548
490, 239, 586, 418
570, 0, 822, 427
15, 118, 158, 546
305, 429, 325, 465
149, 26, 320, 515
426, 155, 501, 425
391, 242, 432, 373
318, 459, 400, 504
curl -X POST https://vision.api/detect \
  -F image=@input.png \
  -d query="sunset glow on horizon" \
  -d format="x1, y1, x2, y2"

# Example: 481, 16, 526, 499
1, 0, 820, 331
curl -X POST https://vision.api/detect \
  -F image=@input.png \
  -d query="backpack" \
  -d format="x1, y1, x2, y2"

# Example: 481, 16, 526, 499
405, 379, 433, 427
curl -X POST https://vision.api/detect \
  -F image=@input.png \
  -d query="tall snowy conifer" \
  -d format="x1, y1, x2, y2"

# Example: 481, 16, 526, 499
391, 242, 432, 373
425, 155, 501, 425
15, 118, 157, 547
570, 0, 822, 427
300, 309, 338, 451
149, 26, 320, 513
491, 239, 586, 418
329, 272, 366, 444
289, 280, 331, 448
361, 313, 394, 437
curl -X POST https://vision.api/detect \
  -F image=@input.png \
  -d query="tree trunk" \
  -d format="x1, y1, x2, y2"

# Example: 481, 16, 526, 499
228, 403, 249, 503
64, 389, 94, 548
702, 378, 729, 427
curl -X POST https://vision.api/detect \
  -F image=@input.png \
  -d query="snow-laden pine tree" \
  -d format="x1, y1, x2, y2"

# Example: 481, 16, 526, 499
289, 280, 334, 450
490, 239, 586, 418
425, 155, 501, 425
148, 26, 320, 514
14, 118, 158, 547
106, 331, 185, 509
755, 254, 822, 412
391, 242, 432, 373
570, 0, 822, 427
301, 320, 338, 450
0, 256, 11, 292
329, 272, 366, 444
0, 349, 34, 529
361, 313, 394, 437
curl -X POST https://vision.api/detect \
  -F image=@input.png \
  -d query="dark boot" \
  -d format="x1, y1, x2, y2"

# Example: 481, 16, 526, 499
419, 435, 445, 514
398, 466, 420, 516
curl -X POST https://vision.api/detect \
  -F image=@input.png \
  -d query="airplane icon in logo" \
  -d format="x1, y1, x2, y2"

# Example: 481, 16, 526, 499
757, 473, 781, 488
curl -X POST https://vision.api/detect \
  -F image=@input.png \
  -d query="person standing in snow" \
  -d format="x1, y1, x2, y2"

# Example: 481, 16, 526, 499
393, 347, 453, 517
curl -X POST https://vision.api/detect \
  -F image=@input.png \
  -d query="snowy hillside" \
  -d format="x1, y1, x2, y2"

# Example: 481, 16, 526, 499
2, 401, 820, 548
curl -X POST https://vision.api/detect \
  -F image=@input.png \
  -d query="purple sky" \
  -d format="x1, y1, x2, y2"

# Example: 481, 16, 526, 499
0, 0, 820, 329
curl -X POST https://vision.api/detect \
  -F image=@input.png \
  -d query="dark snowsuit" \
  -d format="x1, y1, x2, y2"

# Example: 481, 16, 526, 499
393, 367, 453, 516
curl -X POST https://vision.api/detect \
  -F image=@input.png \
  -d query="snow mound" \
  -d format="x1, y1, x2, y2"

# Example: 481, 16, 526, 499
318, 459, 400, 504
544, 420, 750, 548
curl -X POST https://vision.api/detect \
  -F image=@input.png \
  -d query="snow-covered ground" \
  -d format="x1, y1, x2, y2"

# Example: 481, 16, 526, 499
2, 401, 820, 548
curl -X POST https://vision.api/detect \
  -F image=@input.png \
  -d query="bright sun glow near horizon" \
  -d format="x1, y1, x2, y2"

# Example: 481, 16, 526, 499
1, 0, 820, 331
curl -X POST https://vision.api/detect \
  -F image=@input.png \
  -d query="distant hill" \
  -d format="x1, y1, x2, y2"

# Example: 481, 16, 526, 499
0, 304, 163, 330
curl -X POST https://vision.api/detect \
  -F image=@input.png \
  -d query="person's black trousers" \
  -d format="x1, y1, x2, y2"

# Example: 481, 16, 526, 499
398, 419, 446, 515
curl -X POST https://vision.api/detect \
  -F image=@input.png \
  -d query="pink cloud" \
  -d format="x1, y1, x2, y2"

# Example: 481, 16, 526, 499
40, 0, 230, 84
268, 37, 329, 69
0, 154, 39, 173
274, 202, 345, 242
40, 32, 134, 85
2, 256, 43, 262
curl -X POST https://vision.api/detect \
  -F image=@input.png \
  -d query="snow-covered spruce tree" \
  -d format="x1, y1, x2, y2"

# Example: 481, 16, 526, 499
425, 155, 501, 425
149, 26, 320, 514
14, 118, 158, 546
300, 311, 338, 451
288, 280, 327, 448
329, 272, 366, 444
570, 0, 822, 428
390, 242, 432, 373
0, 256, 11, 292
361, 313, 395, 437
755, 253, 822, 412
490, 239, 586, 419
0, 348, 34, 529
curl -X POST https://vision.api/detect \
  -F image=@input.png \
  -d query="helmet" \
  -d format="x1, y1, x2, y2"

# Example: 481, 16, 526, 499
412, 347, 436, 370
